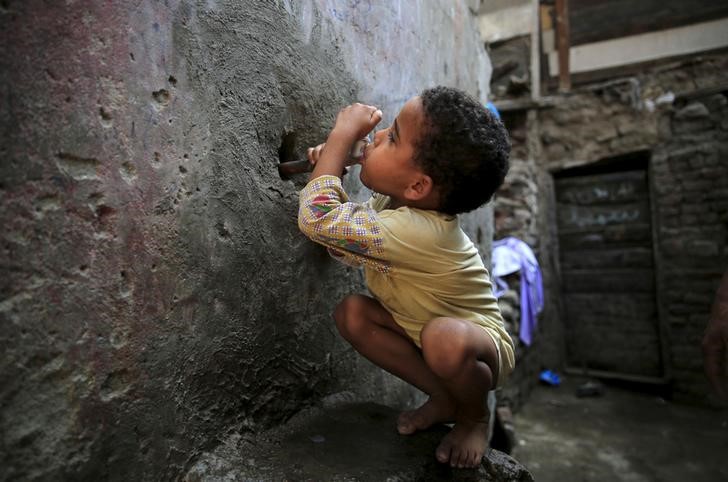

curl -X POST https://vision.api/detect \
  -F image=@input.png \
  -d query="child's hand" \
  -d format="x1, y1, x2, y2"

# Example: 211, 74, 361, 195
331, 103, 383, 142
309, 103, 380, 181
307, 142, 349, 177
307, 143, 325, 166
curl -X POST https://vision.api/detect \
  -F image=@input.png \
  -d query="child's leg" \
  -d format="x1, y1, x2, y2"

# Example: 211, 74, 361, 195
420, 317, 500, 469
333, 294, 456, 432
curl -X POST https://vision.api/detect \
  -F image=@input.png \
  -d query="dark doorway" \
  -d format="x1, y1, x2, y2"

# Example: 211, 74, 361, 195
554, 152, 664, 381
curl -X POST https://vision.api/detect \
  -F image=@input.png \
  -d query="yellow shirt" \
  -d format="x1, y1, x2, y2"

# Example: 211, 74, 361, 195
299, 175, 515, 382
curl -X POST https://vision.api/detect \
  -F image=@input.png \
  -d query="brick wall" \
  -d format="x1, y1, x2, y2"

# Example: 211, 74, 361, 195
493, 52, 728, 407
652, 92, 728, 401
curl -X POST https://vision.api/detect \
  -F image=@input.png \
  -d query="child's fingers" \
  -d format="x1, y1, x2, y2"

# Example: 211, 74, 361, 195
307, 143, 325, 164
369, 108, 383, 128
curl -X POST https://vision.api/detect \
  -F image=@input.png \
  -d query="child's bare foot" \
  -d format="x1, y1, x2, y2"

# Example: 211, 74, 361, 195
435, 418, 489, 468
397, 395, 456, 435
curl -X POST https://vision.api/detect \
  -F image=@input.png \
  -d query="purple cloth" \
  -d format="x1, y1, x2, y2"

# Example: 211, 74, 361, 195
492, 237, 544, 346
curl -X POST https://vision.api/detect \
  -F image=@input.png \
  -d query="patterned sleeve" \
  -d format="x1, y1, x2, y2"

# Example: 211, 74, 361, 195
298, 175, 391, 273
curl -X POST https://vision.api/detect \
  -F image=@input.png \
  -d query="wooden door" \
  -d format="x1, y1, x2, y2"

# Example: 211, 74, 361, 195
555, 169, 663, 379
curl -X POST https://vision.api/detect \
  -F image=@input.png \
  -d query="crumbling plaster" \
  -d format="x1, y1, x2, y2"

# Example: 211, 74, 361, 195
0, 1, 496, 479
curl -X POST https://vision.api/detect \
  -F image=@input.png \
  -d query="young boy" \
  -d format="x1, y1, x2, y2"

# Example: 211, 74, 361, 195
298, 86, 515, 469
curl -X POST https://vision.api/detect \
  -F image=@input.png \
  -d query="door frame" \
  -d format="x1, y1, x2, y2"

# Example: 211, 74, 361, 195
550, 151, 671, 385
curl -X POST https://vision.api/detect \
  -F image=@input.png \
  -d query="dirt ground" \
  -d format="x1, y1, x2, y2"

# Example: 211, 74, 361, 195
511, 375, 728, 482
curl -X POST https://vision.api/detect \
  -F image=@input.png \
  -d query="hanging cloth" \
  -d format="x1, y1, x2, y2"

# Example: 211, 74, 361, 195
492, 237, 544, 346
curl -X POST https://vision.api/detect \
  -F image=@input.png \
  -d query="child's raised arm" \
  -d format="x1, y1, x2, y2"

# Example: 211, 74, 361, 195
298, 175, 390, 273
309, 103, 382, 182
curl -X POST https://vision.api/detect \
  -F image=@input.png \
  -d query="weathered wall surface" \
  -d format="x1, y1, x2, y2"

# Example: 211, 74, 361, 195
652, 87, 728, 400
0, 1, 493, 480
492, 52, 728, 407
492, 109, 564, 409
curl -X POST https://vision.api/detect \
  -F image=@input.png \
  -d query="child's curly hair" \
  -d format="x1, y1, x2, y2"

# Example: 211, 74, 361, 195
414, 86, 510, 215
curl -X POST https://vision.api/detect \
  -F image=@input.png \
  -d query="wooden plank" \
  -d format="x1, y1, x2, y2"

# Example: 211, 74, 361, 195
566, 0, 728, 47
563, 293, 657, 316
561, 269, 655, 293
566, 320, 660, 342
570, 332, 661, 353
560, 247, 654, 270
556, 168, 646, 184
548, 17, 728, 77
547, 42, 728, 88
531, 0, 542, 100
493, 97, 557, 113
556, 201, 651, 230
566, 315, 662, 375
555, 166, 663, 379
563, 291, 662, 375
555, 0, 571, 91
557, 223, 653, 249
570, 347, 662, 374
566, 350, 663, 376
564, 297, 657, 331
564, 316, 659, 337
555, 171, 647, 205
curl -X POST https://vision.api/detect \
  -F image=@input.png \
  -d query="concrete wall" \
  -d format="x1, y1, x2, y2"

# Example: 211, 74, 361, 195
0, 1, 493, 480
492, 52, 728, 407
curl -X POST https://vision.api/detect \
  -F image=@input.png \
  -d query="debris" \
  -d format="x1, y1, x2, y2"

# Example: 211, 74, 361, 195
575, 380, 604, 398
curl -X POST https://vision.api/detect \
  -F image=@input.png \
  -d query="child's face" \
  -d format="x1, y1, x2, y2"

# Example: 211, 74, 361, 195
358, 96, 426, 201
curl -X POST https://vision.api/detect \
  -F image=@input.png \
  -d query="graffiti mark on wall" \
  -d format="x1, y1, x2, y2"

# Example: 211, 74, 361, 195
566, 206, 642, 228
561, 181, 637, 204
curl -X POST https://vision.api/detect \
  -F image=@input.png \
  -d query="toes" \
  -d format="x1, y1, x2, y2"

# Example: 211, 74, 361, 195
437, 423, 487, 468
435, 440, 452, 464
396, 412, 416, 435
441, 438, 484, 468
477, 449, 486, 467
449, 445, 463, 468
450, 447, 466, 469
397, 421, 415, 435
468, 450, 480, 468
457, 449, 469, 469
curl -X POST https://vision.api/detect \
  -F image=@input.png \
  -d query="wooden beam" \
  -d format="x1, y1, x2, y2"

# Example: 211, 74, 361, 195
566, 0, 728, 47
530, 0, 542, 99
545, 48, 728, 89
494, 97, 556, 112
555, 0, 571, 91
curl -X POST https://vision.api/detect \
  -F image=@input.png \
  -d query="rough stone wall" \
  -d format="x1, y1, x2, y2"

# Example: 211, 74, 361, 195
492, 51, 728, 407
652, 90, 728, 401
493, 109, 564, 410
0, 1, 493, 480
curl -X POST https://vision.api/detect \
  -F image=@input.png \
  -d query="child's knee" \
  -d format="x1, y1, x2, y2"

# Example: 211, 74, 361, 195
333, 295, 369, 341
421, 317, 473, 378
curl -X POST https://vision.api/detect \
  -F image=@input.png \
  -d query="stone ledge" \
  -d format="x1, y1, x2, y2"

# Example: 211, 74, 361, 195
184, 402, 533, 482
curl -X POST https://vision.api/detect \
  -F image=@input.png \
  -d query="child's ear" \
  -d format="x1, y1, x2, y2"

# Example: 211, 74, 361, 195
404, 174, 434, 201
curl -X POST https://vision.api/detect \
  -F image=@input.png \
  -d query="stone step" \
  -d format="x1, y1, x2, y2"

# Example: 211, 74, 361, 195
184, 402, 533, 482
